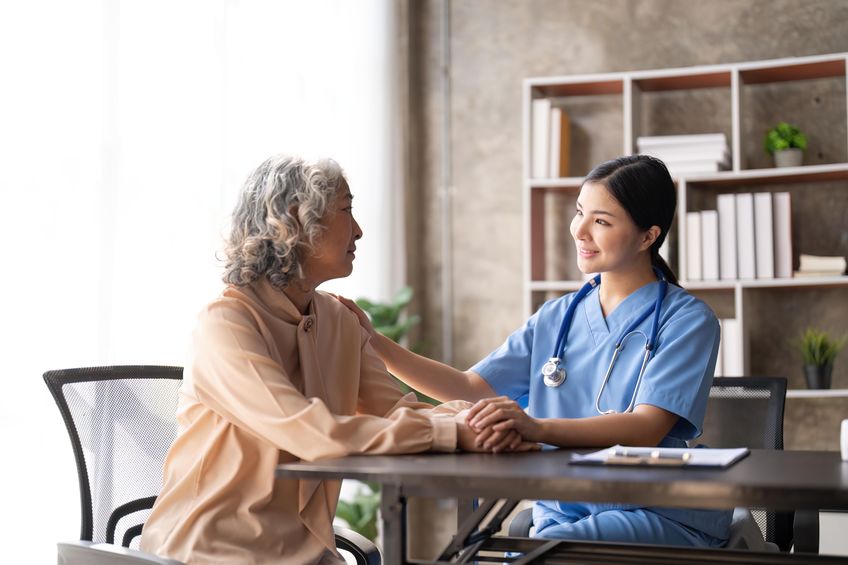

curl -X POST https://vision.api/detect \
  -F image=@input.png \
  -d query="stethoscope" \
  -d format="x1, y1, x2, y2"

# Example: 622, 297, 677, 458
540, 269, 668, 415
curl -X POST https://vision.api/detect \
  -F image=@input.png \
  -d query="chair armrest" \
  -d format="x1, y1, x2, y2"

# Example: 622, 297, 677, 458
793, 509, 819, 553
333, 525, 381, 565
57, 541, 186, 565
507, 507, 534, 538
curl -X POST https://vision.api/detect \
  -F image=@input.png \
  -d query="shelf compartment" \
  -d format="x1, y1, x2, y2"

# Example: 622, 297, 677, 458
739, 57, 846, 85
739, 61, 847, 170
682, 162, 848, 187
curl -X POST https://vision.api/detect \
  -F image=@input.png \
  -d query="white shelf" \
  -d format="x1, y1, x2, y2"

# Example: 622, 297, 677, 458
683, 276, 848, 290
528, 162, 848, 190
786, 389, 848, 399
523, 52, 848, 389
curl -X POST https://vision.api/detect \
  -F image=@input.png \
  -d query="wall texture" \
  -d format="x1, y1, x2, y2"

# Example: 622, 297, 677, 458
406, 0, 848, 449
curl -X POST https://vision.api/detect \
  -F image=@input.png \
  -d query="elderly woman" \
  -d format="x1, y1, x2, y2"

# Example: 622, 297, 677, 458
140, 155, 534, 564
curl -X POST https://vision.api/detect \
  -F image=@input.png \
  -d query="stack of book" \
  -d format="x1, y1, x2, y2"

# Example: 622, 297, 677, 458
686, 192, 793, 281
637, 133, 730, 176
794, 254, 847, 277
531, 98, 571, 178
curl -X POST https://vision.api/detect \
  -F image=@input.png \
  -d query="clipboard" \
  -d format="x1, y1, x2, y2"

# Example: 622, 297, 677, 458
569, 445, 750, 468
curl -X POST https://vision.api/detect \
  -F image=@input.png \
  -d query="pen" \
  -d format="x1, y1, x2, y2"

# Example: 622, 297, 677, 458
607, 447, 692, 464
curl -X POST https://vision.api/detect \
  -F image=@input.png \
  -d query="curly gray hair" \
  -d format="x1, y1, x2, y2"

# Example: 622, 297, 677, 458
222, 154, 346, 290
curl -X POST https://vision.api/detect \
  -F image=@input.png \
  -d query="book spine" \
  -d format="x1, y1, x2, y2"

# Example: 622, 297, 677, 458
772, 192, 792, 278
701, 210, 719, 281
721, 319, 743, 377
735, 193, 756, 280
717, 194, 737, 280
531, 98, 551, 178
686, 211, 702, 281
754, 192, 774, 279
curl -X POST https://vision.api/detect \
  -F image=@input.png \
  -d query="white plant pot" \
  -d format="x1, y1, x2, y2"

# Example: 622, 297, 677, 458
774, 148, 803, 168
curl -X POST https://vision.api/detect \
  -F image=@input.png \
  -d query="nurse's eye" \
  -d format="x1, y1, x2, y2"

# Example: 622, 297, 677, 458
575, 208, 583, 216
595, 218, 610, 226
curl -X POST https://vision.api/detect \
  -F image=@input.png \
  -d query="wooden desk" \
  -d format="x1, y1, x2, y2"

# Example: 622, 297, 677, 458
279, 449, 848, 563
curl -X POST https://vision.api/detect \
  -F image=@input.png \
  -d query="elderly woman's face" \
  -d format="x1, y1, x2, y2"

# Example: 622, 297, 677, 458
302, 179, 363, 284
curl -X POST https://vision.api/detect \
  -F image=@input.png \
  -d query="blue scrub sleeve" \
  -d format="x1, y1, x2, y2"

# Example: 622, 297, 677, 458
633, 308, 720, 440
469, 310, 538, 401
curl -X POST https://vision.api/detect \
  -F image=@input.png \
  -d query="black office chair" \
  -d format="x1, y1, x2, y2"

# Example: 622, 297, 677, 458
45, 365, 380, 565
508, 376, 815, 553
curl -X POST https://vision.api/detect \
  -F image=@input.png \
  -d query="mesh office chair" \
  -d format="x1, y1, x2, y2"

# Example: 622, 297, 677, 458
508, 376, 814, 553
45, 365, 380, 565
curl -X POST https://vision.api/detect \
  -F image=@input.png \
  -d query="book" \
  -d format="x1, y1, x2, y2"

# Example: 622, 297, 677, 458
717, 194, 737, 280
548, 106, 571, 178
686, 211, 702, 281
754, 192, 774, 279
701, 210, 719, 281
721, 319, 743, 377
714, 329, 724, 377
667, 162, 726, 176
639, 145, 730, 163
735, 193, 756, 280
636, 133, 727, 149
793, 270, 846, 278
798, 254, 847, 273
773, 192, 793, 278
531, 98, 551, 178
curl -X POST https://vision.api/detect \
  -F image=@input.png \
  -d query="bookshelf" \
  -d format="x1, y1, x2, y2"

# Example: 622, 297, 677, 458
523, 53, 848, 401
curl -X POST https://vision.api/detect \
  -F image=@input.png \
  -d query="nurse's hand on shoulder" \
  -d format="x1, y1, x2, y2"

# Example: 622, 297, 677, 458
467, 397, 543, 446
456, 411, 539, 454
333, 294, 376, 338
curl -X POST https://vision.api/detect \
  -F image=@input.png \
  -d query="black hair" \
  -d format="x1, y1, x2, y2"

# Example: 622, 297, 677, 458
583, 154, 679, 286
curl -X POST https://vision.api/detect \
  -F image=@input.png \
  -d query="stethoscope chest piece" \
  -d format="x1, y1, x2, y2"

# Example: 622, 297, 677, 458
542, 357, 566, 388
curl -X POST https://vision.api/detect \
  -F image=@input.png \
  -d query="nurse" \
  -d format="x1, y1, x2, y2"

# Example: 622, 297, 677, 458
338, 154, 731, 547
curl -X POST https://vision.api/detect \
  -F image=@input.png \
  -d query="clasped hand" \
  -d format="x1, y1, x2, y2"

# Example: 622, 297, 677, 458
458, 397, 541, 454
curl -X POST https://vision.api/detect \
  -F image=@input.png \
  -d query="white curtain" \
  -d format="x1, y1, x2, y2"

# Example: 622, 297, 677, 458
0, 1, 404, 560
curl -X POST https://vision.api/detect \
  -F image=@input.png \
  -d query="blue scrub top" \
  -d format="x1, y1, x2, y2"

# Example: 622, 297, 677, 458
471, 280, 730, 539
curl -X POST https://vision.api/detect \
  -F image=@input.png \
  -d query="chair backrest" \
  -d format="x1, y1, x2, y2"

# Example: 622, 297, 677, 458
44, 366, 183, 549
692, 376, 792, 550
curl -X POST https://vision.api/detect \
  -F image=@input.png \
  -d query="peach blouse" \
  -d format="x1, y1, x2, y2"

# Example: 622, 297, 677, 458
140, 279, 466, 564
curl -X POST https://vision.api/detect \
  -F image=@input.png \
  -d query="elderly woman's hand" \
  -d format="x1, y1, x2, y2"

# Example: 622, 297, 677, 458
466, 396, 543, 447
333, 294, 377, 338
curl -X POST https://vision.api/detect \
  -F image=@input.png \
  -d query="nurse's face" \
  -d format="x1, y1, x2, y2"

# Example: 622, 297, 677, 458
570, 181, 654, 275
301, 179, 363, 285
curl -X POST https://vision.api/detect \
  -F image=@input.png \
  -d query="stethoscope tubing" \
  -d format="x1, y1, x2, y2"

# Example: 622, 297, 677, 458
544, 269, 668, 415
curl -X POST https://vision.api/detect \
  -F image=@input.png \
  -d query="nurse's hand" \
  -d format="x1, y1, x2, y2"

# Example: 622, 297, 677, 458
457, 417, 539, 453
466, 396, 543, 445
333, 294, 376, 337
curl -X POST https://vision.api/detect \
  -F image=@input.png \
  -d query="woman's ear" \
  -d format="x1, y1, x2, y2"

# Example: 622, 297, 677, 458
640, 225, 661, 252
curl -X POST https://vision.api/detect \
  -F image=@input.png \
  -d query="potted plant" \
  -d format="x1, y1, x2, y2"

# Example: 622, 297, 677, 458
795, 327, 846, 389
764, 121, 807, 168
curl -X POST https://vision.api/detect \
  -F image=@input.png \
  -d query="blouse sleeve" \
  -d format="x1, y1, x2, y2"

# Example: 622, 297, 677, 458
634, 307, 720, 440
355, 329, 471, 450
188, 300, 460, 461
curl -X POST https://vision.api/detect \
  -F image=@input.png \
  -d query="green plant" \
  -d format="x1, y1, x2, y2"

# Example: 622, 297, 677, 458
794, 327, 846, 367
764, 122, 807, 155
335, 481, 381, 542
355, 286, 421, 342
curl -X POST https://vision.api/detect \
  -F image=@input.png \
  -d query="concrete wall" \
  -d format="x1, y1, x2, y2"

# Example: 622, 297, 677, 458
405, 0, 848, 450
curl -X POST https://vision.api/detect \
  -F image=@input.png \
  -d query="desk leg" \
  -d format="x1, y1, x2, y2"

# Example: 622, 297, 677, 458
380, 484, 407, 564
